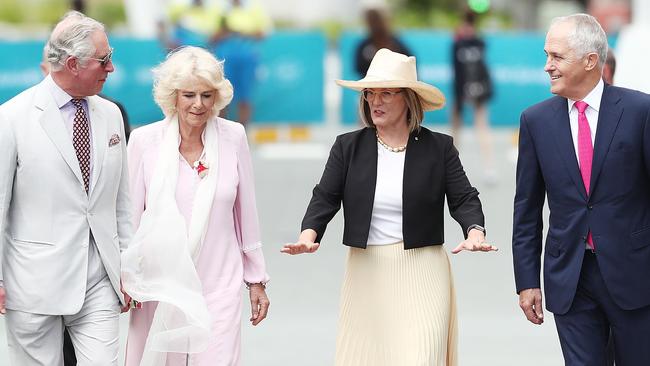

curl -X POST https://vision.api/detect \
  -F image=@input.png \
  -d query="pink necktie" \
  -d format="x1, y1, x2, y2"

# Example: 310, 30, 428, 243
575, 100, 595, 250
71, 98, 91, 194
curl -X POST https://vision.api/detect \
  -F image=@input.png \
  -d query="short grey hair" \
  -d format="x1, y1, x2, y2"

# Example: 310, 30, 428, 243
45, 11, 105, 72
152, 46, 234, 118
551, 13, 608, 68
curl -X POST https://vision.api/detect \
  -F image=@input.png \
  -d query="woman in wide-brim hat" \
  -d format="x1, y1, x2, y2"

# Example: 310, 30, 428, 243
282, 48, 496, 366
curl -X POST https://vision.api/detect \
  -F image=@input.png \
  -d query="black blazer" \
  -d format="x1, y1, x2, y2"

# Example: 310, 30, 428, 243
301, 126, 484, 250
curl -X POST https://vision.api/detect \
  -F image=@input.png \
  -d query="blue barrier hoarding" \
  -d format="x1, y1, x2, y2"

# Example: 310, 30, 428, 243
340, 31, 618, 126
1, 31, 614, 127
340, 30, 551, 126
252, 31, 325, 124
0, 31, 325, 126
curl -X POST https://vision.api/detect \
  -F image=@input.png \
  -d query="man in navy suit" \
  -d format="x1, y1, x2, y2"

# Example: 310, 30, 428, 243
513, 13, 650, 365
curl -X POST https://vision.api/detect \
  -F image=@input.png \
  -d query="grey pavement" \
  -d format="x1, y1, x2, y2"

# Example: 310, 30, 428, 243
0, 127, 564, 365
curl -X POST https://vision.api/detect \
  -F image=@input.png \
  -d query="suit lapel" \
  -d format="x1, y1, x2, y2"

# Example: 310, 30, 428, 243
590, 85, 623, 194
353, 129, 378, 220
550, 97, 588, 200
88, 96, 107, 194
35, 83, 85, 190
403, 128, 423, 195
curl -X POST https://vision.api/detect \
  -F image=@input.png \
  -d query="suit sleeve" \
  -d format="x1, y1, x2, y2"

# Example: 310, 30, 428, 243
444, 136, 484, 238
512, 112, 546, 293
0, 110, 17, 282
127, 128, 147, 231
233, 126, 269, 284
301, 136, 345, 243
115, 109, 133, 254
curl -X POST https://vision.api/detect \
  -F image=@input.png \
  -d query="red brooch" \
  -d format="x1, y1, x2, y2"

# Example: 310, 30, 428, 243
193, 160, 209, 179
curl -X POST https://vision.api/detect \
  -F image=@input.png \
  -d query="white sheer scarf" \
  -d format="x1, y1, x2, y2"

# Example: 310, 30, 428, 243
122, 116, 219, 365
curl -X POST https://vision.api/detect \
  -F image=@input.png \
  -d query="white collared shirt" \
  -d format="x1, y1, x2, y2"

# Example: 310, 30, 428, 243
44, 75, 95, 191
567, 79, 604, 167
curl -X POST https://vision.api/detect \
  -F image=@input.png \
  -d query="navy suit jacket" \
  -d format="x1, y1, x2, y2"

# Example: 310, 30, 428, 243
513, 84, 650, 314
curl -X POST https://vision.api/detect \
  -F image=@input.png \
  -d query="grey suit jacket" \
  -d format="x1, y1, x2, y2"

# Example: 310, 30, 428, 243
0, 77, 132, 315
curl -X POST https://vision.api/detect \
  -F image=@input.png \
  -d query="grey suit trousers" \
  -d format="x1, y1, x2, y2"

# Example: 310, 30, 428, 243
5, 237, 120, 366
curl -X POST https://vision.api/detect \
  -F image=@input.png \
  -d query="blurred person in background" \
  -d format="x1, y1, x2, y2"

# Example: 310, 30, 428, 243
0, 10, 133, 364
513, 13, 650, 365
603, 48, 616, 85
451, 9, 496, 184
122, 46, 269, 366
354, 8, 412, 77
158, 0, 223, 51
213, 0, 272, 126
282, 49, 496, 366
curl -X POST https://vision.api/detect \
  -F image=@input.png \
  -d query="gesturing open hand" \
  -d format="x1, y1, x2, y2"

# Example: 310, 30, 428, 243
451, 229, 498, 254
281, 241, 320, 255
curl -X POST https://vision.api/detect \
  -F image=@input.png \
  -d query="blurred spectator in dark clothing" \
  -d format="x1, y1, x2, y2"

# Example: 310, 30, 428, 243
101, 94, 131, 141
603, 49, 616, 85
355, 8, 411, 77
451, 9, 496, 184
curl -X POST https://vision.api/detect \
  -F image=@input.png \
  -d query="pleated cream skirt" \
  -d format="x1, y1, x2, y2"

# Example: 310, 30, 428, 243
335, 242, 458, 366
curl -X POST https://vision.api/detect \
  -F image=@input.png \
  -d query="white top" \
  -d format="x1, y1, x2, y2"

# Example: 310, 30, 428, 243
367, 142, 405, 245
567, 79, 603, 166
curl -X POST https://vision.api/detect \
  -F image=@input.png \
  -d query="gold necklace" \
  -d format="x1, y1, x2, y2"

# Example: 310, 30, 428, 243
376, 131, 407, 153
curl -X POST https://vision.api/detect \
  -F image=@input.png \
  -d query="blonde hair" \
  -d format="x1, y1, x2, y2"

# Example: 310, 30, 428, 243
358, 88, 424, 132
152, 46, 234, 117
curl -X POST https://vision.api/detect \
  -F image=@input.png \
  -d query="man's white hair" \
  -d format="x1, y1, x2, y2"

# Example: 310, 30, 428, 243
45, 11, 105, 72
551, 13, 608, 68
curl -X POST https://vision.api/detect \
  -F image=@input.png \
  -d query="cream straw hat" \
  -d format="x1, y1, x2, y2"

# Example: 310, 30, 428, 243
336, 48, 445, 111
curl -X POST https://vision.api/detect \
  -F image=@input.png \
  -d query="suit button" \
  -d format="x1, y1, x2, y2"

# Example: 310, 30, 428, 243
587, 205, 593, 210
582, 236, 587, 241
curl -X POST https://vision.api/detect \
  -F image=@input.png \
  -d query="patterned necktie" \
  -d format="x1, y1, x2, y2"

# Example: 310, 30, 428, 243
71, 98, 91, 193
575, 100, 595, 250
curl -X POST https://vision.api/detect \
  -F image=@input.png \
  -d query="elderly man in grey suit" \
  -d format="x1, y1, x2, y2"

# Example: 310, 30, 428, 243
0, 11, 132, 365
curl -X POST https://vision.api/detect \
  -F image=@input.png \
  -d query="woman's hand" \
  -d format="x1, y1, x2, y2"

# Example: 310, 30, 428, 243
281, 241, 320, 255
451, 228, 498, 254
249, 284, 270, 326
281, 229, 320, 255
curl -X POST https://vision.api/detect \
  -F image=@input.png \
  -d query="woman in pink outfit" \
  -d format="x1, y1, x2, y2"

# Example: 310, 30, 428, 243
122, 46, 270, 366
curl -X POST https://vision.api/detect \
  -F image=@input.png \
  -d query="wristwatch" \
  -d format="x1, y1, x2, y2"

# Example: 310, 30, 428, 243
467, 224, 486, 236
